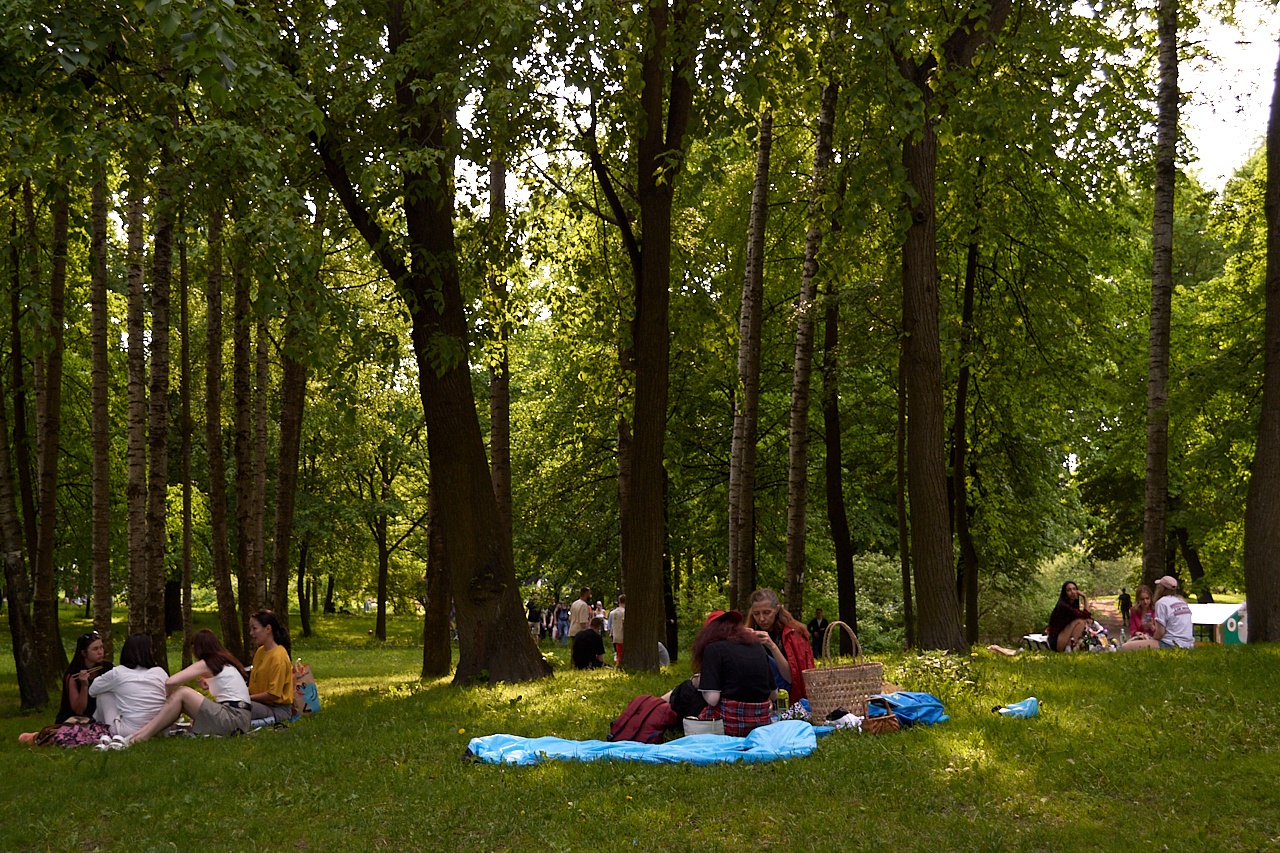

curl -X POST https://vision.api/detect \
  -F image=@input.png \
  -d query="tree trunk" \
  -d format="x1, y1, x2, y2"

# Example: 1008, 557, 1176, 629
785, 80, 840, 617
314, 3, 550, 683
1173, 526, 1214, 603
179, 210, 193, 667
252, 316, 269, 610
374, 511, 389, 642
205, 208, 242, 660
272, 340, 307, 625
296, 536, 311, 638
146, 155, 174, 668
488, 159, 513, 539
126, 184, 149, 640
232, 242, 254, 651
1143, 0, 1178, 590
897, 333, 915, 649
15, 181, 37, 565
422, 485, 452, 677
728, 108, 772, 614
32, 184, 69, 680
952, 233, 981, 645
823, 283, 857, 647
1243, 41, 1280, 643
892, 0, 1010, 650
616, 0, 695, 673
900, 119, 965, 651
324, 574, 335, 615
0, 360, 47, 709
90, 176, 113, 658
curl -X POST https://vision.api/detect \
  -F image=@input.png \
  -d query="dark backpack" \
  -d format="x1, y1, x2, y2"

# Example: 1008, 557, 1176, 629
608, 695, 677, 744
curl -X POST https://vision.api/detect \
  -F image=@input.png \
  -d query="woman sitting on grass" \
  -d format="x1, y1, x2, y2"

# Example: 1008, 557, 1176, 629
693, 610, 777, 737
128, 629, 251, 743
1123, 577, 1193, 651
17, 631, 115, 746
1047, 581, 1091, 652
58, 630, 113, 724
88, 632, 168, 739
1126, 584, 1155, 640
745, 588, 814, 702
248, 610, 294, 724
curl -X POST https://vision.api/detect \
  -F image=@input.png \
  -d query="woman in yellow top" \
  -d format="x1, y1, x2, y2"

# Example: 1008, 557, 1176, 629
248, 610, 293, 724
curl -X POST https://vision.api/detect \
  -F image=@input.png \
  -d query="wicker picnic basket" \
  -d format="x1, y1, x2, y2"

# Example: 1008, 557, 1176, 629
803, 621, 883, 721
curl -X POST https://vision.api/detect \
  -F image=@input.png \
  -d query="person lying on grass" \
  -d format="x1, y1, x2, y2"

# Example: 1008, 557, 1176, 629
247, 610, 294, 724
1047, 580, 1091, 652
128, 629, 251, 744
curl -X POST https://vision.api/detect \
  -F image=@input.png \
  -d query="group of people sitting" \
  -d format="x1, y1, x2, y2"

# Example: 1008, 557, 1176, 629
1047, 576, 1194, 652
20, 610, 295, 749
661, 588, 815, 738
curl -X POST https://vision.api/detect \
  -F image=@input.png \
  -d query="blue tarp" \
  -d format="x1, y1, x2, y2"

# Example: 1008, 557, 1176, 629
467, 719, 823, 766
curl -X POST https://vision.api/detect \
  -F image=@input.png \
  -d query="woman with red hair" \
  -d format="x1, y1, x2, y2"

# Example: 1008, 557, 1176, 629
690, 610, 776, 737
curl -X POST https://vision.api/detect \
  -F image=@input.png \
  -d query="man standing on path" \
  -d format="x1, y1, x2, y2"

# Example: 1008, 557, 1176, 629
1118, 588, 1132, 628
806, 608, 830, 659
568, 587, 592, 640
609, 595, 626, 667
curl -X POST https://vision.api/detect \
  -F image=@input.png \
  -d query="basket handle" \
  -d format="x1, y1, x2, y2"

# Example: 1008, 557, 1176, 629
821, 620, 863, 663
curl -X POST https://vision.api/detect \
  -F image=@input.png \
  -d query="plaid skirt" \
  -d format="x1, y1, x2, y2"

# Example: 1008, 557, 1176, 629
698, 698, 772, 737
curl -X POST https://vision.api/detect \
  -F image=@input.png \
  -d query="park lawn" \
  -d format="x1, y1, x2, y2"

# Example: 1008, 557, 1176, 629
2, 611, 1278, 853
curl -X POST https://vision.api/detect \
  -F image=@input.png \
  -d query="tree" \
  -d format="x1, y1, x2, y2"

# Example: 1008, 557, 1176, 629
305, 0, 549, 683
728, 108, 772, 613
892, 0, 1011, 651
1143, 0, 1179, 588
1243, 43, 1280, 643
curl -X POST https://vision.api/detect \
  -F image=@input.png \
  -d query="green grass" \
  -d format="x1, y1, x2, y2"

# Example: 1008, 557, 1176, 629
3, 608, 1279, 852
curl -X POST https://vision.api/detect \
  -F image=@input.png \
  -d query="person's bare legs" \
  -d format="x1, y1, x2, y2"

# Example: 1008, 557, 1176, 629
1121, 637, 1158, 651
128, 687, 207, 743
1055, 619, 1088, 651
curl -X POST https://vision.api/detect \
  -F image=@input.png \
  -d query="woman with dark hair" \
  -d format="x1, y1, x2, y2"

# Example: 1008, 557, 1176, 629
88, 632, 168, 738
1047, 581, 1091, 652
18, 631, 115, 746
745, 588, 815, 702
128, 629, 251, 743
690, 610, 776, 737
248, 610, 294, 723
57, 631, 112, 724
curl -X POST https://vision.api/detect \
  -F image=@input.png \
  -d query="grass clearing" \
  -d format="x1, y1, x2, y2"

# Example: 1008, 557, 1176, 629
3, 608, 1278, 851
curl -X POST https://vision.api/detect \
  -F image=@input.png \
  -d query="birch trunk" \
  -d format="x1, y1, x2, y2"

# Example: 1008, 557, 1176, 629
728, 108, 771, 614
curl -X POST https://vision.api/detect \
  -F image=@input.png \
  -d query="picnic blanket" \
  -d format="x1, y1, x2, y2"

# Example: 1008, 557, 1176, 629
466, 719, 826, 766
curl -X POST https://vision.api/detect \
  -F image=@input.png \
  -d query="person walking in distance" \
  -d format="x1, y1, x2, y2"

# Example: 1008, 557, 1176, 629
568, 587, 592, 641
609, 595, 626, 667
806, 608, 830, 660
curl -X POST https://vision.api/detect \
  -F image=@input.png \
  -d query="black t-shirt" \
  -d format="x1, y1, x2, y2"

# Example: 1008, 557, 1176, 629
527, 604, 541, 623
699, 640, 773, 702
571, 628, 605, 669
668, 678, 709, 720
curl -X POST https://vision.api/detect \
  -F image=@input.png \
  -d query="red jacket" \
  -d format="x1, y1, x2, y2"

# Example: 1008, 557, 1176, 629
780, 625, 815, 702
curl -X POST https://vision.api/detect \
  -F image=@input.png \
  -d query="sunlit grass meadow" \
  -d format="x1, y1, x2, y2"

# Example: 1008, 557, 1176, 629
2, 606, 1278, 852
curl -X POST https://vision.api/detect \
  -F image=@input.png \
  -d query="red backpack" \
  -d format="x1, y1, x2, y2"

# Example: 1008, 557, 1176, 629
608, 695, 677, 744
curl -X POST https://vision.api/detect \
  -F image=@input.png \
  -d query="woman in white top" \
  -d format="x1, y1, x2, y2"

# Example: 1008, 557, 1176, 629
128, 629, 251, 743
1151, 575, 1195, 649
88, 633, 168, 738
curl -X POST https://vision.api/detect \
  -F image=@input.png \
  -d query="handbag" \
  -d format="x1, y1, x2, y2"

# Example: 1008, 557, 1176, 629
802, 621, 883, 720
681, 717, 725, 736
